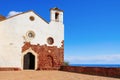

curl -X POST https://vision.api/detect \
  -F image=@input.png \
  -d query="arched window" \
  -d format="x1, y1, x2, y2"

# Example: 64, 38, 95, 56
55, 12, 59, 21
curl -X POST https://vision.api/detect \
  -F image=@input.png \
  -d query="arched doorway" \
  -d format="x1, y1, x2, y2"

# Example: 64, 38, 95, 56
47, 55, 54, 68
23, 52, 35, 70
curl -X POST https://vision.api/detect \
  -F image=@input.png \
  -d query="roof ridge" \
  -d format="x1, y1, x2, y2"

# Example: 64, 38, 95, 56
7, 10, 33, 19
0, 10, 48, 24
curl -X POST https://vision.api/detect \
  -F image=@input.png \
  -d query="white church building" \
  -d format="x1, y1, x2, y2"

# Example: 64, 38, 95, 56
0, 7, 64, 70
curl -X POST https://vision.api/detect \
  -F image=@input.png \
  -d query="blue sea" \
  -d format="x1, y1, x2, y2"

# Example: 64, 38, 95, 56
70, 64, 120, 68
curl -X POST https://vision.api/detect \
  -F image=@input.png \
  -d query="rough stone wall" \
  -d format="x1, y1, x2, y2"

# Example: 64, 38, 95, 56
22, 42, 64, 70
60, 66, 120, 78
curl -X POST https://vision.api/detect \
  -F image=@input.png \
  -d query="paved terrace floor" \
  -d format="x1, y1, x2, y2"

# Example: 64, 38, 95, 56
0, 70, 119, 80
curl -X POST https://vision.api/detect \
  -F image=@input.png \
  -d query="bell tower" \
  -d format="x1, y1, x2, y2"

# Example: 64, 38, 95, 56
50, 7, 63, 23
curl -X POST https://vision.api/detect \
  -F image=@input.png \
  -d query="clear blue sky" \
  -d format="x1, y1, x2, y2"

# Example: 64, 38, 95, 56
0, 0, 120, 64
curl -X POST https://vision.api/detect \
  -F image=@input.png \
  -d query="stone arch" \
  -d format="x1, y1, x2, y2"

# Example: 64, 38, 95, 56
55, 12, 59, 20
23, 52, 35, 69
47, 55, 54, 67
22, 48, 37, 70
55, 12, 59, 22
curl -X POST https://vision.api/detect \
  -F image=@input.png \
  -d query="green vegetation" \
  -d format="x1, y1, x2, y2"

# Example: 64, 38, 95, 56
63, 61, 69, 66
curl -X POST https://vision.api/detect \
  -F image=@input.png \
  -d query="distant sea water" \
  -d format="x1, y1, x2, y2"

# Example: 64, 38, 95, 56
70, 64, 120, 68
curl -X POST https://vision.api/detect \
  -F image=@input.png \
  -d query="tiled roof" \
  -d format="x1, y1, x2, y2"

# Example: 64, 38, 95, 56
0, 15, 6, 21
50, 7, 63, 12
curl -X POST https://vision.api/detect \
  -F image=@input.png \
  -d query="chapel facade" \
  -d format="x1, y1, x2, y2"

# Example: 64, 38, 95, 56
0, 7, 64, 70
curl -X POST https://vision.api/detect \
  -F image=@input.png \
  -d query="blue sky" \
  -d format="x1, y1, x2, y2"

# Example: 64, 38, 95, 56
0, 0, 120, 64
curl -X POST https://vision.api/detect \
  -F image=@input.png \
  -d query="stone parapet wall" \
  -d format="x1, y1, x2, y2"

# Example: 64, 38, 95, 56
60, 66, 120, 78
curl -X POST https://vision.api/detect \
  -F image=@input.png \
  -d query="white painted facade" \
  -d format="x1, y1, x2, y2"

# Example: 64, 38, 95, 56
0, 8, 64, 69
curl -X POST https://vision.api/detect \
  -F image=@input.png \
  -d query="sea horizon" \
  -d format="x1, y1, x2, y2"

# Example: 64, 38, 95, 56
70, 64, 120, 68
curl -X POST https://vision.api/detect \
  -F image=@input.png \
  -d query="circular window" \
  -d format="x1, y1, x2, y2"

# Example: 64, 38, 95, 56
29, 16, 35, 21
47, 37, 54, 45
27, 31, 35, 39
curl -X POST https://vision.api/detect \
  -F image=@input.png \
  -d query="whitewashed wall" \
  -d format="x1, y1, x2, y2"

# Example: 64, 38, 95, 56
0, 11, 64, 68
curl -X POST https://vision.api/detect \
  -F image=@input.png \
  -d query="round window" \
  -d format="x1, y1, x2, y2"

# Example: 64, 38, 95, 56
27, 31, 35, 39
29, 16, 35, 21
47, 37, 54, 45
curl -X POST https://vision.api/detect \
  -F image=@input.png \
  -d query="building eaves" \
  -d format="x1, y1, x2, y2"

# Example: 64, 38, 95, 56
0, 10, 49, 24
